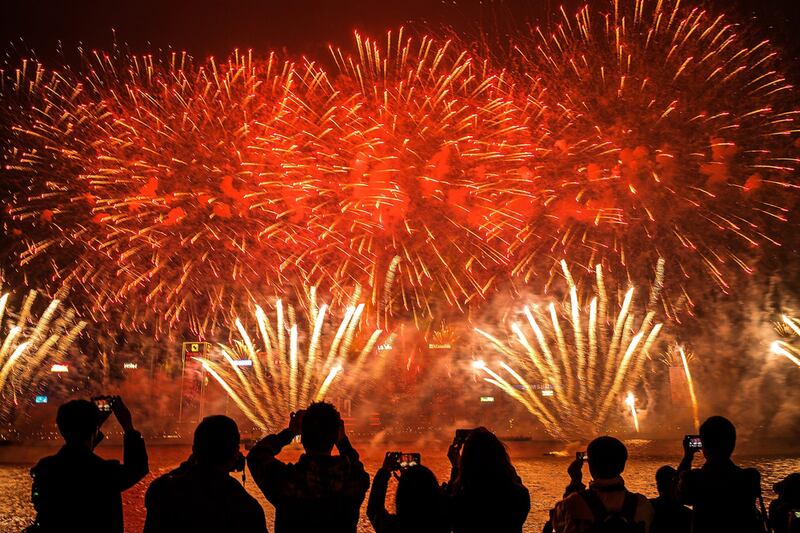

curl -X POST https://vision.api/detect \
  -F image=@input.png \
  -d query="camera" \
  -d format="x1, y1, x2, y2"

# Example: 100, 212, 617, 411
386, 452, 421, 471
91, 396, 115, 413
685, 434, 703, 449
454, 428, 474, 445
576, 451, 588, 461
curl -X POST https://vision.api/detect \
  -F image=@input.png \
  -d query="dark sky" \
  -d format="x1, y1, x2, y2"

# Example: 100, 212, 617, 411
2, 0, 799, 67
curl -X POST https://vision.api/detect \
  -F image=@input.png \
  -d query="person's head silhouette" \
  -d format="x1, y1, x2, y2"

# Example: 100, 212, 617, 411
458, 427, 517, 488
699, 416, 736, 460
396, 465, 444, 528
301, 402, 341, 454
57, 399, 101, 448
655, 465, 678, 498
587, 436, 628, 481
193, 415, 242, 471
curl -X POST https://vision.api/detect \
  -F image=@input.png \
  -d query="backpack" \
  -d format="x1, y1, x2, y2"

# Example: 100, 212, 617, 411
579, 490, 644, 533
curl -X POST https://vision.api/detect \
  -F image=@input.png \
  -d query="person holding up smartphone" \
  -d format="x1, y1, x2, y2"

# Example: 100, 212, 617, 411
367, 451, 448, 533
27, 396, 148, 533
445, 427, 530, 533
246, 402, 370, 533
677, 416, 764, 533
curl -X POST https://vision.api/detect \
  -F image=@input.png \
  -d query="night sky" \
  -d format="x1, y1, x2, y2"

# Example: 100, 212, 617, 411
2, 0, 799, 67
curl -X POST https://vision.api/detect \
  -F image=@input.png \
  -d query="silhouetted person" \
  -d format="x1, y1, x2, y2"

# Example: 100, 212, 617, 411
368, 453, 449, 533
769, 473, 800, 533
551, 436, 653, 533
28, 397, 148, 533
678, 416, 764, 533
649, 465, 691, 533
445, 427, 530, 533
247, 401, 370, 533
144, 415, 267, 533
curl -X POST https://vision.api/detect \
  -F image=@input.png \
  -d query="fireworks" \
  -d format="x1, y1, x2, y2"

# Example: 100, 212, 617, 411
474, 259, 663, 439
625, 392, 639, 433
507, 0, 800, 305
196, 287, 387, 430
771, 315, 800, 367
2, 50, 337, 334
0, 288, 86, 422
661, 345, 700, 430
0, 35, 530, 332
1, 0, 798, 334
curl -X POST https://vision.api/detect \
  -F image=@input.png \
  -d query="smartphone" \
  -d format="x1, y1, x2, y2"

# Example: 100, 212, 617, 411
387, 451, 421, 471
92, 396, 114, 413
576, 451, 588, 461
455, 428, 474, 444
686, 434, 703, 449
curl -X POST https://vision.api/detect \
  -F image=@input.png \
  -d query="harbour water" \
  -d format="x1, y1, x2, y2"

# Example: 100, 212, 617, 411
1, 441, 798, 532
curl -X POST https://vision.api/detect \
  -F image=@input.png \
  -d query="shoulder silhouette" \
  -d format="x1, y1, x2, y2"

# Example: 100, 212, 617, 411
247, 401, 370, 533
28, 397, 148, 533
551, 436, 653, 533
368, 452, 449, 533
677, 416, 766, 533
445, 427, 531, 533
144, 415, 267, 533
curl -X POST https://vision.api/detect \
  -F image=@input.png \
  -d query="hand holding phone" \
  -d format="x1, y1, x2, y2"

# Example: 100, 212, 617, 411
384, 451, 421, 472
567, 453, 585, 482
454, 428, 473, 445
92, 395, 114, 413
110, 396, 134, 432
91, 396, 115, 428
289, 410, 305, 437
684, 434, 703, 453
449, 429, 471, 468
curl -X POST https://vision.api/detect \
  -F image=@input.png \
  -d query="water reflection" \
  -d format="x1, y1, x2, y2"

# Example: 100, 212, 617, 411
1, 445, 798, 532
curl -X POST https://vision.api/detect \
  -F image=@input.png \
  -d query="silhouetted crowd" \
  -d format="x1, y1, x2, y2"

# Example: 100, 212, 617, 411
23, 397, 800, 533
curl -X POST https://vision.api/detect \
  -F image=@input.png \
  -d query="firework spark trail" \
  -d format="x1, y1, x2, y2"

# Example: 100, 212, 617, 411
507, 0, 800, 308
625, 392, 640, 433
475, 260, 664, 440
197, 287, 386, 430
771, 315, 800, 367
0, 289, 86, 421
771, 342, 800, 368
679, 346, 701, 431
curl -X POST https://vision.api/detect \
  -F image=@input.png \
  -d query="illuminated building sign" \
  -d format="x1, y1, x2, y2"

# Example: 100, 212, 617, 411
50, 364, 69, 373
480, 396, 495, 403
428, 343, 452, 349
231, 359, 253, 367
182, 341, 210, 361
123, 362, 138, 369
35, 395, 48, 404
541, 390, 555, 397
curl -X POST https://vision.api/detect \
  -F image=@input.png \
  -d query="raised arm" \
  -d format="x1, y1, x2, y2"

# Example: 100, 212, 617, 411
335, 418, 370, 499
246, 411, 301, 503
444, 436, 463, 493
367, 458, 395, 533
110, 397, 149, 490
563, 455, 586, 498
